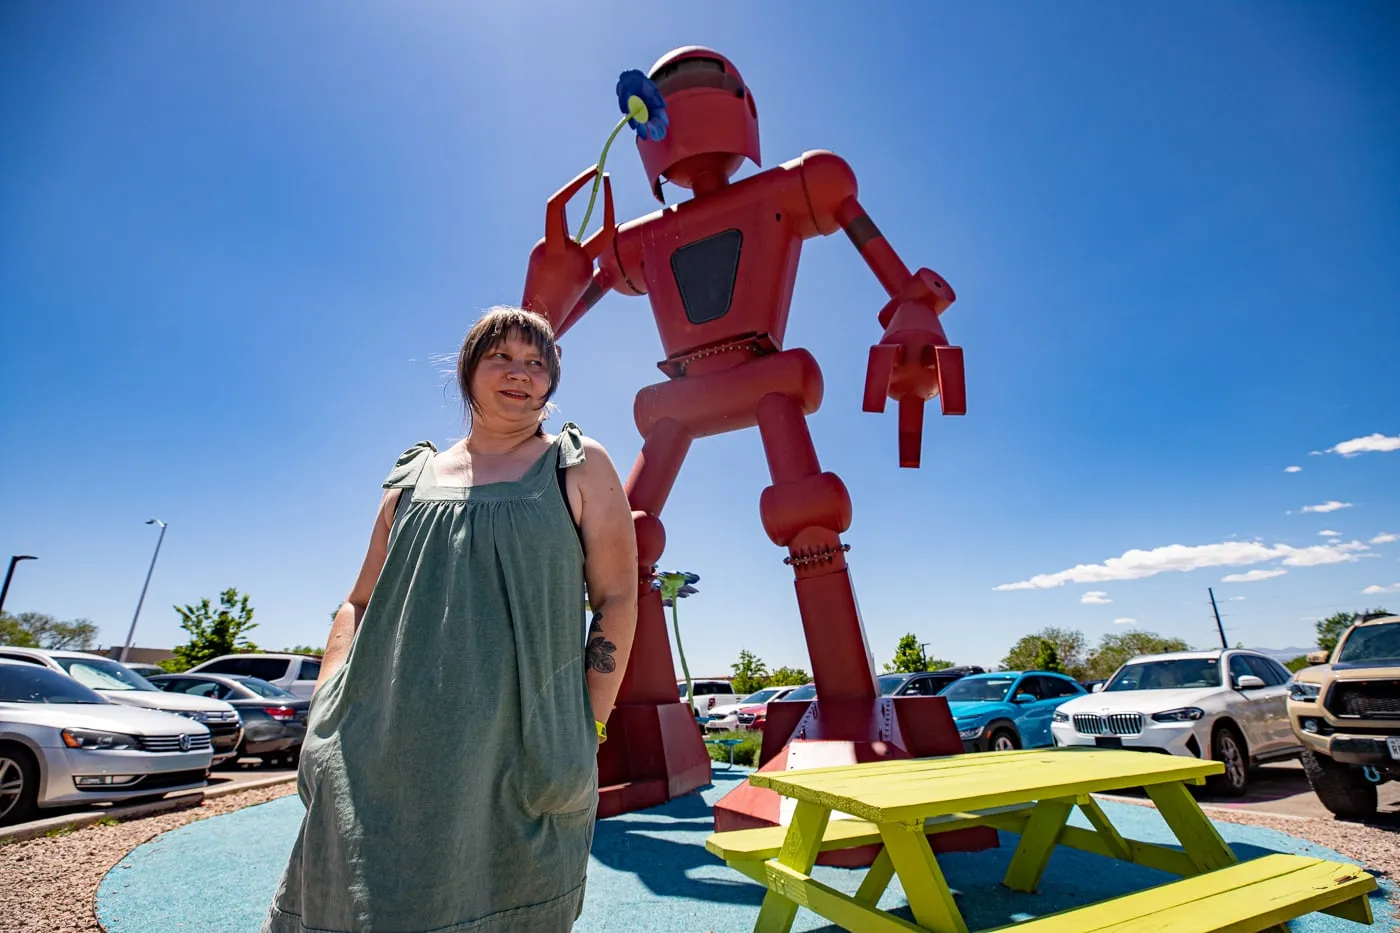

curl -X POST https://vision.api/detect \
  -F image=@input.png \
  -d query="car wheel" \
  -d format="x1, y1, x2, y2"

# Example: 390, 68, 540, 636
1300, 749, 1378, 819
0, 743, 39, 827
988, 728, 1020, 753
1208, 726, 1249, 796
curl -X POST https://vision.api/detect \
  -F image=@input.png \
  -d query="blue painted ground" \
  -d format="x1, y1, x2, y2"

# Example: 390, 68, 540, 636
97, 768, 1390, 932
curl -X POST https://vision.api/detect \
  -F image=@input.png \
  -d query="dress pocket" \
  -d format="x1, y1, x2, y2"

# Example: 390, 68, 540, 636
517, 670, 597, 816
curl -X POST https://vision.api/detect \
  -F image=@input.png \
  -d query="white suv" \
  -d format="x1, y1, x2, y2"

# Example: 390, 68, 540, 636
187, 653, 321, 698
677, 679, 739, 717
1050, 649, 1301, 795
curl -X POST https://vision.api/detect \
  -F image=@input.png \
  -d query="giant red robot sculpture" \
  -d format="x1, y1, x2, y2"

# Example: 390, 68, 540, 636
521, 47, 992, 857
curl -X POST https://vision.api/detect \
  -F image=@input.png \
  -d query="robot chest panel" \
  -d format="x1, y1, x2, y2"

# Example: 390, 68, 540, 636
640, 204, 800, 352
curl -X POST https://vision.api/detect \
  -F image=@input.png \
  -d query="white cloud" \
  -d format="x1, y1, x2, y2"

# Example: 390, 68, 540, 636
1284, 465, 1302, 473
1112, 618, 1137, 625
1222, 569, 1287, 583
1080, 591, 1112, 605
994, 538, 1369, 591
1300, 501, 1352, 514
1326, 433, 1400, 457
1372, 533, 1398, 545
1317, 529, 1342, 537
1228, 596, 1246, 601
1362, 583, 1400, 595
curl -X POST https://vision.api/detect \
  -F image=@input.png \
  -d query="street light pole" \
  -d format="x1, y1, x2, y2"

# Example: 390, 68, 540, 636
120, 520, 167, 663
0, 555, 38, 617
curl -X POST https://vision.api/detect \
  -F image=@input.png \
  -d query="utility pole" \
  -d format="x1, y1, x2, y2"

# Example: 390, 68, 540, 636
1208, 587, 1227, 649
919, 641, 929, 671
0, 555, 38, 616
121, 520, 167, 662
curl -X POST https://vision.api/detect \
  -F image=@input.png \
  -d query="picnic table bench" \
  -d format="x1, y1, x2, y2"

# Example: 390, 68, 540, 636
706, 748, 1376, 933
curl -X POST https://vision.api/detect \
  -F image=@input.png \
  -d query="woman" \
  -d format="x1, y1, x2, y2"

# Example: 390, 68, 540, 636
265, 307, 639, 933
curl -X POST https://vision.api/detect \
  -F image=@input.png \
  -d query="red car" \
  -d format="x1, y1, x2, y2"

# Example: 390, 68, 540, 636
735, 682, 815, 731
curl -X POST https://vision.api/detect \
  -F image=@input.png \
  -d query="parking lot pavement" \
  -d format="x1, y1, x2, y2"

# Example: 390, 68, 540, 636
1107, 759, 1400, 825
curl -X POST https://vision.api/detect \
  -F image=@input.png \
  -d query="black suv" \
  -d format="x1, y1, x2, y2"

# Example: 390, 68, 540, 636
878, 666, 985, 698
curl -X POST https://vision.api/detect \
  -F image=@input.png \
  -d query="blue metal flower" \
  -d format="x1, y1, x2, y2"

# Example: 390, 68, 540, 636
616, 69, 668, 141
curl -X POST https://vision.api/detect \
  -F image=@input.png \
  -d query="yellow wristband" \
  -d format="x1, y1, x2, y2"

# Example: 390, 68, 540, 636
595, 720, 607, 742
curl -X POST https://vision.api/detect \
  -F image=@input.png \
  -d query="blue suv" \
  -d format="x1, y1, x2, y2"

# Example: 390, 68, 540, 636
941, 671, 1086, 752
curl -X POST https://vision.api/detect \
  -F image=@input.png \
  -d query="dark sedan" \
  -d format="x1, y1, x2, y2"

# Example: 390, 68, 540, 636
148, 674, 308, 766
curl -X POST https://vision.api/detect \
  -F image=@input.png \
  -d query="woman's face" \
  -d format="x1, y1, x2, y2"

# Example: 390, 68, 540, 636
470, 331, 553, 426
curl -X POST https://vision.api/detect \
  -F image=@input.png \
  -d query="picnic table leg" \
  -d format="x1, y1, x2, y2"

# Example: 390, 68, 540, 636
1143, 782, 1236, 873
878, 823, 968, 933
753, 801, 831, 933
854, 847, 894, 906
1002, 798, 1074, 892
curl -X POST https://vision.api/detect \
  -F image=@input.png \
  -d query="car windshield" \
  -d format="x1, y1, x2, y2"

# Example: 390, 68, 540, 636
943, 677, 1016, 702
1105, 658, 1221, 691
0, 665, 108, 703
784, 684, 816, 702
877, 674, 909, 696
55, 656, 159, 692
1336, 623, 1400, 664
232, 676, 298, 698
738, 688, 780, 705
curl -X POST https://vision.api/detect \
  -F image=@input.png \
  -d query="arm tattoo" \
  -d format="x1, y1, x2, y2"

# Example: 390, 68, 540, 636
585, 611, 617, 674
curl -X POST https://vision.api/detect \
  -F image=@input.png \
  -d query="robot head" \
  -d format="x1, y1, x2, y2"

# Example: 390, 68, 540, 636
637, 47, 761, 202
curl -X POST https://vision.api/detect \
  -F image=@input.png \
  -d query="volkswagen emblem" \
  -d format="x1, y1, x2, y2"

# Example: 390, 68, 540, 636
179, 734, 191, 752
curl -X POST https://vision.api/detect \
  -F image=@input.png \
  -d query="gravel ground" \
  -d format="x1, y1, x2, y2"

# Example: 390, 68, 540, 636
1, 785, 1395, 933
0, 783, 296, 933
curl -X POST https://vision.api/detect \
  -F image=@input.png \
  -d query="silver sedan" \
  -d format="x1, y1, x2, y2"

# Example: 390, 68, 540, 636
0, 660, 212, 825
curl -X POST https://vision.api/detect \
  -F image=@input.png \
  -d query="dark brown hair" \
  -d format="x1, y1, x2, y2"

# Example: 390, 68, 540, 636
456, 306, 561, 424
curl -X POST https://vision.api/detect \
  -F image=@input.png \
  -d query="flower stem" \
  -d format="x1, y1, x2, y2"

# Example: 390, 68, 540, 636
670, 598, 693, 719
576, 115, 630, 243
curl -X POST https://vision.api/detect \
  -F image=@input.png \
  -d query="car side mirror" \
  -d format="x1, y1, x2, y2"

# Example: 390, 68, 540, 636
1013, 693, 1036, 704
1091, 683, 1104, 693
1306, 650, 1329, 665
1235, 674, 1266, 690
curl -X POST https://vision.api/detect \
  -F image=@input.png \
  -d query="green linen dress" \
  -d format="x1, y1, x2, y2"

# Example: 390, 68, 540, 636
265, 424, 596, 933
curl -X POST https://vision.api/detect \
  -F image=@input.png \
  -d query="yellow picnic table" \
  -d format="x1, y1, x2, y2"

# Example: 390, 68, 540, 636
705, 748, 1377, 933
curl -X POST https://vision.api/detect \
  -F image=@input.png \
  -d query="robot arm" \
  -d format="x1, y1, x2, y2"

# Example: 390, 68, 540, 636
799, 152, 966, 470
521, 166, 617, 336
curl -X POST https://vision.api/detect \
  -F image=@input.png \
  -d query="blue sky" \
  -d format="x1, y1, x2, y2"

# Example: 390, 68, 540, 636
2, 2, 1397, 677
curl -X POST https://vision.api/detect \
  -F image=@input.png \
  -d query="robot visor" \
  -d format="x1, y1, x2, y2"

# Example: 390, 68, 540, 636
652, 58, 746, 99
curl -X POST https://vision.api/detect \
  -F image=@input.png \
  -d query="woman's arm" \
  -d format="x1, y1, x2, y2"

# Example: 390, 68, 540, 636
572, 437, 639, 730
317, 487, 401, 692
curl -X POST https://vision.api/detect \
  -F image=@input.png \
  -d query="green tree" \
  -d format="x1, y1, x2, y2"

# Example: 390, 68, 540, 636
768, 665, 810, 686
1001, 628, 1088, 679
884, 633, 929, 673
0, 613, 39, 647
0, 612, 98, 650
1315, 607, 1392, 655
730, 649, 769, 695
1284, 655, 1313, 673
283, 645, 325, 657
1083, 631, 1190, 681
1032, 640, 1064, 674
166, 588, 259, 672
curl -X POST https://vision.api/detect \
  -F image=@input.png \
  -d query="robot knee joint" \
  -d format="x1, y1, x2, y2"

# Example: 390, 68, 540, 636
759, 472, 851, 547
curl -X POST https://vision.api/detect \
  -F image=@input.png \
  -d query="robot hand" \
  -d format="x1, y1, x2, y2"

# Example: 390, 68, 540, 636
861, 269, 966, 469
521, 166, 616, 328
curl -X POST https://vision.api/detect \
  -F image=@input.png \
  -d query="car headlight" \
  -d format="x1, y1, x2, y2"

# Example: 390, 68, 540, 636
1289, 682, 1320, 702
1150, 707, 1205, 723
956, 722, 984, 740
1052, 710, 1069, 723
61, 728, 140, 750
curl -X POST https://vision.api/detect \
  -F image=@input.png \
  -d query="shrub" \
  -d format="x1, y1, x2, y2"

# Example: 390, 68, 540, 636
706, 730, 762, 768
